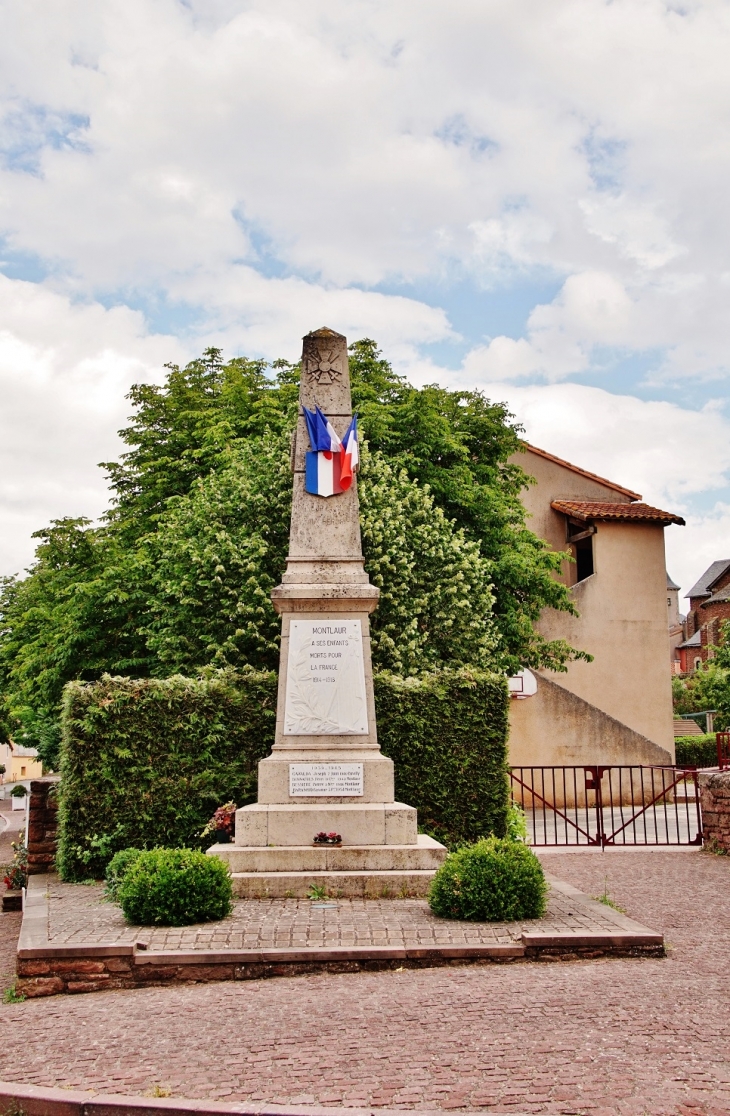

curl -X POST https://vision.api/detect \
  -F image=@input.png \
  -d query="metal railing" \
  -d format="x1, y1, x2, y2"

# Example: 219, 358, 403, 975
509, 765, 703, 847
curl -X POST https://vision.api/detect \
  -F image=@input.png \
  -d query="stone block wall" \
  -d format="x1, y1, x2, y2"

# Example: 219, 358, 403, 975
699, 770, 730, 851
27, 776, 60, 874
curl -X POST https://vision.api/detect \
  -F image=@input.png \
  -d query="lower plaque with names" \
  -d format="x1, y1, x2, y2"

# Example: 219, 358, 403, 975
289, 763, 364, 797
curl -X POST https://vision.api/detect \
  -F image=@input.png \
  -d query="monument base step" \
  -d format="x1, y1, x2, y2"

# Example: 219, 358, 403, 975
233, 800, 418, 846
209, 833, 446, 874
229, 869, 439, 899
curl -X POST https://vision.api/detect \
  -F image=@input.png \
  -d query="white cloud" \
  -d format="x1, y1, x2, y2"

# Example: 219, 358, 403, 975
0, 275, 187, 575
0, 0, 730, 576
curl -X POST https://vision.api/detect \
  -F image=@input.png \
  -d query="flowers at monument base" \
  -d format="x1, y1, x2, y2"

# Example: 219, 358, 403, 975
303, 405, 358, 497
313, 831, 343, 845
200, 801, 237, 844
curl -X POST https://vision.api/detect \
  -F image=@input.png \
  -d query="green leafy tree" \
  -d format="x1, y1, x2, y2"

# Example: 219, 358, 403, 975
673, 622, 730, 731
0, 340, 584, 767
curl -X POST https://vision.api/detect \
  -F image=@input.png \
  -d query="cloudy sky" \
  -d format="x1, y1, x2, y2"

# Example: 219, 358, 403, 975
1, 0, 729, 599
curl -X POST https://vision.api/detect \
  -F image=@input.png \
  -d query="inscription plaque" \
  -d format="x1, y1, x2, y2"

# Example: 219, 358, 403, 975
283, 619, 369, 735
289, 763, 364, 797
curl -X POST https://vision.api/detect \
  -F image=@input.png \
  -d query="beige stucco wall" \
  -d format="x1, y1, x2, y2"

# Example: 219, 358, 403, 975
509, 447, 676, 763
509, 673, 673, 769
516, 449, 633, 587
537, 521, 675, 755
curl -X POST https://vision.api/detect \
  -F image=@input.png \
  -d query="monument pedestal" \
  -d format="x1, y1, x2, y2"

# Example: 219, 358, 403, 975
212, 833, 445, 898
209, 328, 447, 897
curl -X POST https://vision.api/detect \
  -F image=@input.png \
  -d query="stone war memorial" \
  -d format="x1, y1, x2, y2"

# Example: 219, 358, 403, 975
210, 327, 448, 897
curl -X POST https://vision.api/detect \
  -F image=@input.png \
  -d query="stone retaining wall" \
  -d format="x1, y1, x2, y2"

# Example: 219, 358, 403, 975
27, 776, 60, 874
16, 936, 665, 998
699, 770, 730, 851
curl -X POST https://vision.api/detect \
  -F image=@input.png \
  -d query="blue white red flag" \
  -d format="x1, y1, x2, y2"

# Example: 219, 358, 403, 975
302, 406, 359, 497
303, 406, 341, 453
339, 415, 358, 491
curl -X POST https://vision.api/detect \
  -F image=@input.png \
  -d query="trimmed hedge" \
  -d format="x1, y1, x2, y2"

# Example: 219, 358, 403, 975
57, 666, 509, 880
375, 669, 509, 846
675, 735, 718, 769
57, 670, 277, 881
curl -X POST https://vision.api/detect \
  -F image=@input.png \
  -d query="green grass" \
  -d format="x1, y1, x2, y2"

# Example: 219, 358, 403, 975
2, 982, 26, 1004
593, 877, 627, 914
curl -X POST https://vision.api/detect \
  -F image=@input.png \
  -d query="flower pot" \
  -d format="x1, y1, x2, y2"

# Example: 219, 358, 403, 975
11, 796, 25, 811
312, 840, 342, 847
214, 829, 231, 844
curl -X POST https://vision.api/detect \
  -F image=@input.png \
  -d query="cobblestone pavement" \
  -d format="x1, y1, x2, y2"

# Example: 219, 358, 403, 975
47, 880, 628, 950
1, 849, 730, 1115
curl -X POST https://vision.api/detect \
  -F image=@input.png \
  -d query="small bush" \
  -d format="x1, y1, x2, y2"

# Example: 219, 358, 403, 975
118, 848, 233, 926
428, 837, 547, 921
675, 736, 718, 768
9, 785, 27, 797
506, 801, 528, 842
104, 848, 143, 902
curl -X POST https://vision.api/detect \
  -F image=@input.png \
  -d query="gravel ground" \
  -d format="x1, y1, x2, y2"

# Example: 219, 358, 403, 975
0, 848, 728, 1115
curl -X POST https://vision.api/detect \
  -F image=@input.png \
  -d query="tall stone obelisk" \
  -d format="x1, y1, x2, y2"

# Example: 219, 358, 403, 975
212, 328, 446, 897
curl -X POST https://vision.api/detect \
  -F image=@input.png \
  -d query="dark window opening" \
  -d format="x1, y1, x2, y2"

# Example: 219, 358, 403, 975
574, 537, 594, 582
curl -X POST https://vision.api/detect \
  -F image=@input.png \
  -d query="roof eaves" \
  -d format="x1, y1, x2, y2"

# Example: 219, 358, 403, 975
678, 631, 702, 648
685, 559, 730, 599
520, 443, 642, 501
550, 500, 685, 525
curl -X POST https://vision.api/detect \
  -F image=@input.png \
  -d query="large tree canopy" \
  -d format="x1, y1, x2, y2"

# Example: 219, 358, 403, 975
0, 340, 584, 766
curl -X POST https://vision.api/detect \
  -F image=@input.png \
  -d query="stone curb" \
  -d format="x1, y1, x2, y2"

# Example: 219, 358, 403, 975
0, 1082, 528, 1116
14, 874, 664, 996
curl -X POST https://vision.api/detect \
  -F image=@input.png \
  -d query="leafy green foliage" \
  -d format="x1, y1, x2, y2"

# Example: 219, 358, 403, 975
57, 668, 509, 879
117, 848, 233, 926
104, 847, 143, 901
56, 671, 277, 881
672, 646, 730, 733
506, 801, 529, 843
1, 340, 583, 765
428, 837, 547, 921
2, 982, 26, 1004
348, 340, 582, 674
376, 669, 509, 846
675, 736, 719, 768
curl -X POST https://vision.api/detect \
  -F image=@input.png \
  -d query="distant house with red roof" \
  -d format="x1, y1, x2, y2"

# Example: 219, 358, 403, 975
508, 444, 684, 767
677, 559, 730, 671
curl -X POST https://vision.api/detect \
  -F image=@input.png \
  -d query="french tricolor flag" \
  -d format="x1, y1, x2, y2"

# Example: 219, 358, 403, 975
303, 407, 359, 498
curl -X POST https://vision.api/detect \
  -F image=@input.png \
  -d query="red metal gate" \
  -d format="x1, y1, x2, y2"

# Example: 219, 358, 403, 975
509, 765, 703, 847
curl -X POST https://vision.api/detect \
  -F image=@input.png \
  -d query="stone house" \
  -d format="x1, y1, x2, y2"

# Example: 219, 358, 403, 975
679, 560, 730, 669
508, 444, 684, 768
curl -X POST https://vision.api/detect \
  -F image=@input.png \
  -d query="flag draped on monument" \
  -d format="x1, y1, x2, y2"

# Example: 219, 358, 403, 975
303, 405, 359, 497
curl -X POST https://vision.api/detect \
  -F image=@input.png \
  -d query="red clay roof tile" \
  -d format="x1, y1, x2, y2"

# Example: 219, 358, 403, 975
551, 499, 685, 525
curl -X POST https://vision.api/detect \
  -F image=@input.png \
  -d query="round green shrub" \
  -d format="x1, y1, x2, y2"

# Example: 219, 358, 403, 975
428, 837, 547, 921
118, 848, 233, 926
104, 847, 143, 902
10, 784, 27, 797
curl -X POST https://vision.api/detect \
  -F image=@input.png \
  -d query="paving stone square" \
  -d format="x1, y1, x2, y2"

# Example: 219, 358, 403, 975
1, 849, 728, 1116
44, 877, 633, 951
